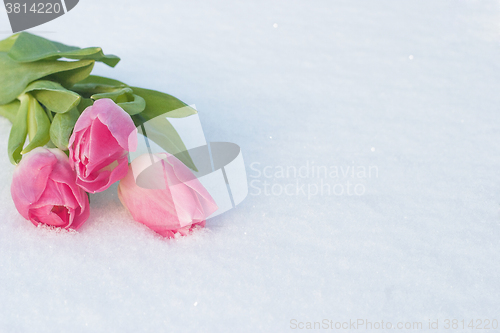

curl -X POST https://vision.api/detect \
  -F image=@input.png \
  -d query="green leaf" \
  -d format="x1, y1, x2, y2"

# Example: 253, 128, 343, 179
91, 87, 132, 101
72, 77, 197, 121
73, 75, 197, 169
7, 32, 120, 67
77, 98, 94, 113
75, 75, 127, 87
131, 87, 197, 127
22, 95, 50, 154
70, 75, 128, 98
140, 116, 197, 171
0, 34, 19, 52
46, 62, 95, 88
117, 94, 146, 115
7, 94, 66, 163
23, 80, 81, 113
8, 94, 29, 164
0, 52, 94, 105
0, 99, 20, 123
91, 87, 146, 115
50, 107, 79, 150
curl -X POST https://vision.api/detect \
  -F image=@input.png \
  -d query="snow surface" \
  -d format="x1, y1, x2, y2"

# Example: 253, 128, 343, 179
1, 0, 500, 332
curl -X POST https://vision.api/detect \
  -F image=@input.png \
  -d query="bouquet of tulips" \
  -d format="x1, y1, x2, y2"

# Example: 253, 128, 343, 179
0, 32, 218, 238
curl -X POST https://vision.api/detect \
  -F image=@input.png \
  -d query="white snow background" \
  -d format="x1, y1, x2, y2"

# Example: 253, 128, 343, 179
0, 0, 499, 331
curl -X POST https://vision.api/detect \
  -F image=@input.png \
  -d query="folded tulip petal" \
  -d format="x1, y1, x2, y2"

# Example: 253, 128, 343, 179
11, 149, 56, 219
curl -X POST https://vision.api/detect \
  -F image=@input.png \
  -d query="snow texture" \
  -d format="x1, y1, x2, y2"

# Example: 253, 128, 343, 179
0, 0, 499, 331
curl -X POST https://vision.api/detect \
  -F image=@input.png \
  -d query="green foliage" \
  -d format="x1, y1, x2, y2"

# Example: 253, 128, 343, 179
0, 100, 20, 123
0, 34, 198, 170
23, 80, 81, 113
22, 95, 50, 154
8, 94, 50, 164
8, 94, 29, 164
50, 107, 79, 150
91, 87, 146, 115
0, 52, 94, 105
7, 32, 120, 67
131, 87, 197, 126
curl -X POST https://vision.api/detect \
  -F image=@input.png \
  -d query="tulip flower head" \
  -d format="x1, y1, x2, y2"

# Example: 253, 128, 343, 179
69, 98, 137, 193
118, 153, 218, 238
11, 147, 90, 230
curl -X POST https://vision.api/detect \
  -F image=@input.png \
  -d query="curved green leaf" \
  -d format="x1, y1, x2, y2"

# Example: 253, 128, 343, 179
50, 107, 79, 150
91, 87, 133, 100
117, 94, 146, 115
8, 32, 120, 67
70, 75, 128, 97
72, 77, 197, 120
22, 95, 50, 154
77, 98, 94, 113
8, 94, 29, 164
0, 99, 20, 123
0, 52, 94, 105
131, 86, 197, 126
23, 80, 81, 113
75, 75, 127, 87
0, 34, 19, 52
91, 88, 146, 115
46, 61, 95, 88
140, 116, 197, 171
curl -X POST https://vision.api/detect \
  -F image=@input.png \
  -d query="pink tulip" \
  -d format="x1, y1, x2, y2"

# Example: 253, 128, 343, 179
11, 147, 90, 230
69, 98, 137, 193
118, 153, 218, 238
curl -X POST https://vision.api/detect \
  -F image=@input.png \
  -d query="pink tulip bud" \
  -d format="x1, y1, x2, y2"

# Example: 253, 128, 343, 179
69, 98, 137, 193
11, 147, 90, 230
118, 153, 218, 238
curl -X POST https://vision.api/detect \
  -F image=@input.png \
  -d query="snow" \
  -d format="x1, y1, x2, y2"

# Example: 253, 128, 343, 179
1, 0, 500, 331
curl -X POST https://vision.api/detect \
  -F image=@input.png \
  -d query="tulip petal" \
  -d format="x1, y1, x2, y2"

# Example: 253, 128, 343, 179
164, 153, 218, 218
76, 156, 129, 193
78, 98, 137, 151
69, 98, 137, 193
11, 147, 56, 218
11, 148, 90, 230
29, 205, 69, 228
118, 153, 218, 238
